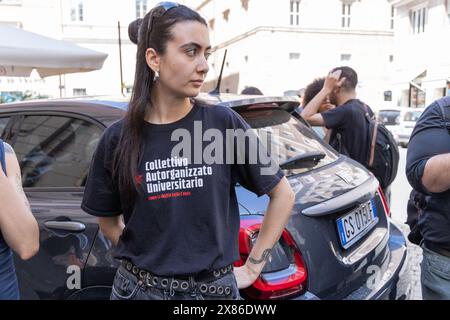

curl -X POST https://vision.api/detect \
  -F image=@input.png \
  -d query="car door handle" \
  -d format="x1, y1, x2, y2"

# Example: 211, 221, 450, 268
32, 208, 50, 214
44, 220, 86, 232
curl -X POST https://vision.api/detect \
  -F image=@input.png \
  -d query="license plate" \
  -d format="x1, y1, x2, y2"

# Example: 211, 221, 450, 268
336, 200, 378, 249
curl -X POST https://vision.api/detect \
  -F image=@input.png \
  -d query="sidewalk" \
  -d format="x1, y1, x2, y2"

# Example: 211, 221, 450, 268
398, 223, 423, 300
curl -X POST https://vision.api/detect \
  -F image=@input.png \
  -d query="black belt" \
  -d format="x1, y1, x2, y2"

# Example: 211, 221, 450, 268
424, 241, 450, 258
120, 260, 234, 297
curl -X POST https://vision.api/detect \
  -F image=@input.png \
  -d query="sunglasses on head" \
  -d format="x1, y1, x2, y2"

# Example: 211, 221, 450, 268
146, 2, 180, 48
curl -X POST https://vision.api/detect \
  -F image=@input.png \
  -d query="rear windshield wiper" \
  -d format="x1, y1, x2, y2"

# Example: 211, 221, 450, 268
280, 151, 326, 170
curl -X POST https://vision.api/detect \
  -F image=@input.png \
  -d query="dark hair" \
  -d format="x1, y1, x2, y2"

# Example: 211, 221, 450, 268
128, 18, 142, 45
113, 4, 207, 202
331, 66, 358, 91
241, 86, 263, 95
302, 78, 325, 106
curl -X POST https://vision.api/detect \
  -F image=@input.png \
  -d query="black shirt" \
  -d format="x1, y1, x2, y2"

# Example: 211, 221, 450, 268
81, 103, 284, 276
406, 101, 450, 249
322, 99, 374, 166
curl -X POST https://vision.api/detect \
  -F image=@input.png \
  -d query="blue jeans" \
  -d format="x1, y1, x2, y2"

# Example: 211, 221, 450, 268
110, 264, 242, 300
0, 244, 20, 300
421, 244, 450, 300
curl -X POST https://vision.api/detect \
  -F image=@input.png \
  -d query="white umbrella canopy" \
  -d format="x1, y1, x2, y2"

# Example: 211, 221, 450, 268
0, 26, 108, 78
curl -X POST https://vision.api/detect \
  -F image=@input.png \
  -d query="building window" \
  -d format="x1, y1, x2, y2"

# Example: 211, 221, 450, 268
223, 9, 230, 22
289, 52, 301, 60
410, 7, 427, 34
136, 0, 148, 19
290, 0, 301, 26
209, 18, 215, 30
340, 53, 351, 61
390, 6, 395, 29
384, 90, 392, 101
78, 2, 83, 21
342, 2, 351, 28
73, 88, 86, 96
70, 1, 83, 22
409, 85, 426, 108
241, 0, 249, 11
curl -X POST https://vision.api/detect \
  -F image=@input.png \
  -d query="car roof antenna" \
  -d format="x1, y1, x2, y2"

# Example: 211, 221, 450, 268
209, 49, 227, 96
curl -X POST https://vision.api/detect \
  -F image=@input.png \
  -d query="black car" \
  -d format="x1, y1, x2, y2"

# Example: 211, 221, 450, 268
0, 94, 410, 300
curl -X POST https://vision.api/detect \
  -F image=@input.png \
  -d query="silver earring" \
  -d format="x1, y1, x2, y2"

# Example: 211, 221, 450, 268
154, 70, 159, 81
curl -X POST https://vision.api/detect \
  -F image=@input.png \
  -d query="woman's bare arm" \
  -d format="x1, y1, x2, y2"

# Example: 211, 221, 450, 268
0, 143, 39, 260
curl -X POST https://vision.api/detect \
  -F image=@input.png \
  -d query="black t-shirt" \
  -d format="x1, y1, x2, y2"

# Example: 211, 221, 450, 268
406, 101, 450, 248
321, 99, 374, 166
81, 103, 284, 276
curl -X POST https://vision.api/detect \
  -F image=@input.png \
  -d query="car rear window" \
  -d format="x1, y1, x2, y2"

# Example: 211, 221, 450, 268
404, 110, 422, 122
238, 107, 339, 175
378, 110, 400, 125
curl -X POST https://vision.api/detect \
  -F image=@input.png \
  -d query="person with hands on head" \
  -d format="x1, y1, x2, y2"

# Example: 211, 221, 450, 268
300, 77, 336, 140
302, 77, 336, 113
81, 2, 295, 300
301, 66, 376, 167
300, 70, 346, 127
301, 67, 395, 201
0, 140, 39, 300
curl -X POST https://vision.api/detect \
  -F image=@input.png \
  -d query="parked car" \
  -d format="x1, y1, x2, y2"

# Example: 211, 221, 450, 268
376, 107, 425, 148
396, 108, 425, 148
0, 94, 410, 300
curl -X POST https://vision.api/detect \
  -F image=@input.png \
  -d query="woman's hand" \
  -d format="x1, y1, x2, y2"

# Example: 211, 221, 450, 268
233, 177, 294, 290
233, 263, 261, 289
98, 216, 125, 246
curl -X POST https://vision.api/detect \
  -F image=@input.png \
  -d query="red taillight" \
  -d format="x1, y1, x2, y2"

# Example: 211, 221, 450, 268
378, 186, 391, 218
235, 217, 307, 300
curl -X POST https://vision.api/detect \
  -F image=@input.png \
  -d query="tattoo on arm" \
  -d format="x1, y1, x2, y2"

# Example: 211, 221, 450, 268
15, 173, 31, 210
249, 248, 273, 264
1, 143, 29, 209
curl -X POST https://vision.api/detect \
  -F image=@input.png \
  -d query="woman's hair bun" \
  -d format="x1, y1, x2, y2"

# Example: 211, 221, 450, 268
128, 18, 142, 45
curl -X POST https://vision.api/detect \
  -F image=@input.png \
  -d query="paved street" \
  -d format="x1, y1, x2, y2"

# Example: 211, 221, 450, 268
390, 147, 423, 300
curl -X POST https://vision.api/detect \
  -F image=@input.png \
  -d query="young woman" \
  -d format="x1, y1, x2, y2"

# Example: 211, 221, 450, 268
0, 140, 39, 300
82, 2, 295, 300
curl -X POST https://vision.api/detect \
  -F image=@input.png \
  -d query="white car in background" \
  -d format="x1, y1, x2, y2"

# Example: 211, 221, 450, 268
376, 107, 425, 148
